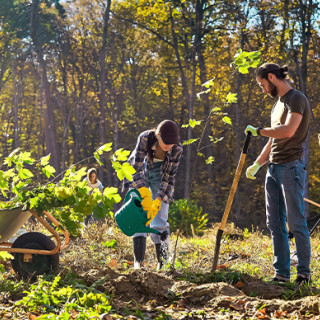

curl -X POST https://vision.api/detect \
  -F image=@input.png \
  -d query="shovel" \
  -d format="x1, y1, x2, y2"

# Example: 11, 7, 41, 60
212, 132, 252, 272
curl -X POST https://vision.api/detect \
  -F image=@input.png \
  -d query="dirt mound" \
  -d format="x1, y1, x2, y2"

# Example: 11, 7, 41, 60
74, 267, 320, 318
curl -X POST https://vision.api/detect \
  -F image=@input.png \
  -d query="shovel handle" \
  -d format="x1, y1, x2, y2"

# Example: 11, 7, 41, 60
219, 132, 251, 230
212, 132, 251, 272
243, 132, 252, 154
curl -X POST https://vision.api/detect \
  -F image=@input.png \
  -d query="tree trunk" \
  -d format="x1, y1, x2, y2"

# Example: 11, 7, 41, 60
30, 0, 60, 172
169, 8, 192, 198
12, 58, 23, 150
98, 0, 112, 184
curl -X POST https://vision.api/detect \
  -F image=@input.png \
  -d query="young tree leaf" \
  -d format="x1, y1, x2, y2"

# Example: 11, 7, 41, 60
202, 78, 215, 88
205, 156, 215, 165
239, 66, 249, 74
103, 187, 121, 202
182, 138, 199, 146
94, 152, 103, 166
182, 119, 202, 128
114, 148, 131, 161
40, 154, 51, 166
226, 92, 238, 104
222, 116, 232, 125
98, 142, 113, 153
42, 165, 56, 178
19, 152, 35, 165
29, 196, 39, 209
18, 168, 34, 180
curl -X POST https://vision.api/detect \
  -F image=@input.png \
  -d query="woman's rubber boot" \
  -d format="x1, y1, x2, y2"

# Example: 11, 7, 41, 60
155, 243, 168, 270
133, 236, 146, 269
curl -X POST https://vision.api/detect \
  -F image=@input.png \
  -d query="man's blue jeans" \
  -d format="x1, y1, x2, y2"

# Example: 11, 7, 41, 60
265, 159, 310, 278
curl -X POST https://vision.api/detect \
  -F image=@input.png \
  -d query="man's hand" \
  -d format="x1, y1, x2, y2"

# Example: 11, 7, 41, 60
246, 161, 261, 180
146, 198, 161, 226
245, 125, 259, 136
138, 187, 152, 211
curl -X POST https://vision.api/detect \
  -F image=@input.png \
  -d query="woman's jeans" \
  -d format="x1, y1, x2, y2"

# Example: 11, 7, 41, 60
265, 159, 310, 278
133, 161, 169, 244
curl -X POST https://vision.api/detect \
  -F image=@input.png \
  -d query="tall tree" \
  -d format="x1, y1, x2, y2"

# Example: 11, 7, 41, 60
30, 0, 61, 172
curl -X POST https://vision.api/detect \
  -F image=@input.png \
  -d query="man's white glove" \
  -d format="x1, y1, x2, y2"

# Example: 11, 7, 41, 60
246, 161, 261, 180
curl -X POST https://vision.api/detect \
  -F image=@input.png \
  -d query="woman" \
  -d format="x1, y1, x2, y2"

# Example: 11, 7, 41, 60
124, 120, 183, 269
86, 168, 104, 192
84, 168, 104, 225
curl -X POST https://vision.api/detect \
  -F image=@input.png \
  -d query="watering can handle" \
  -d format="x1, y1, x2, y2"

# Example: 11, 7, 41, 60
125, 188, 143, 203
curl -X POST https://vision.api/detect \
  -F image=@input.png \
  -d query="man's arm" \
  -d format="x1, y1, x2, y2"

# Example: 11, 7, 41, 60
256, 138, 272, 166
259, 112, 302, 139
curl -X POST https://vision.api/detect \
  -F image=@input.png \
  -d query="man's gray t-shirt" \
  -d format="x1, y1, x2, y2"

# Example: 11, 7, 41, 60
269, 89, 311, 164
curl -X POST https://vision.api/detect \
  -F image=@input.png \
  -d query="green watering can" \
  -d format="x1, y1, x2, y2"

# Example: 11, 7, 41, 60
115, 189, 167, 239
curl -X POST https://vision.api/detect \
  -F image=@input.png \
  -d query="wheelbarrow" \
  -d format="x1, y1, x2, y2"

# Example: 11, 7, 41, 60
115, 188, 167, 240
0, 207, 69, 279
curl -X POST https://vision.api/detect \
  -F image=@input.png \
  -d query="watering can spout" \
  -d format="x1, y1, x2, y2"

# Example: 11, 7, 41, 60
115, 188, 161, 237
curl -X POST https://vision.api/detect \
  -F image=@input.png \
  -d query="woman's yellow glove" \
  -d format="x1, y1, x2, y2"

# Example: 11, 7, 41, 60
146, 198, 161, 226
138, 187, 153, 211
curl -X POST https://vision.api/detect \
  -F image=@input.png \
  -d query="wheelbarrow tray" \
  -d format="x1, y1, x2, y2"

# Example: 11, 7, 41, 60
0, 207, 31, 243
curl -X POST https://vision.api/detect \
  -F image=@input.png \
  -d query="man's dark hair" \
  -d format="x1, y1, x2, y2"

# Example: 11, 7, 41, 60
256, 63, 289, 80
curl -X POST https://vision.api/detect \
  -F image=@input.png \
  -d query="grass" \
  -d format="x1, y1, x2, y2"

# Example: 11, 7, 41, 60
1, 220, 320, 319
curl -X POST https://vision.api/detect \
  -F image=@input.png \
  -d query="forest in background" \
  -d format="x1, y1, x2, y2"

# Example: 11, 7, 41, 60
1, 0, 320, 229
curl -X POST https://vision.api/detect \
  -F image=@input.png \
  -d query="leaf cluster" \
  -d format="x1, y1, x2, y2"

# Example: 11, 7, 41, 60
15, 274, 112, 319
0, 144, 136, 235
168, 199, 208, 237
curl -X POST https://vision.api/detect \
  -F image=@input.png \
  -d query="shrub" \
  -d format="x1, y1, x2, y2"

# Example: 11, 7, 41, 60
168, 199, 208, 237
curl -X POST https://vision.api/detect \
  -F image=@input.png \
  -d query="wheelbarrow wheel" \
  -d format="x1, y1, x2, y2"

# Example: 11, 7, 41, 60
11, 232, 59, 279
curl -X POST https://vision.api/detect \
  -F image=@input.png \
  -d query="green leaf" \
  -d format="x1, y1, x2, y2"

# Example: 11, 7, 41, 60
213, 137, 224, 143
102, 239, 117, 248
205, 156, 215, 165
103, 187, 121, 203
202, 78, 215, 88
239, 66, 249, 74
18, 152, 35, 165
196, 88, 211, 100
40, 154, 51, 166
182, 138, 199, 146
4, 148, 20, 166
93, 204, 106, 220
182, 119, 202, 129
222, 116, 232, 125
226, 92, 238, 104
98, 142, 113, 153
42, 165, 56, 178
211, 107, 221, 113
0, 251, 13, 261
112, 162, 136, 181
3, 169, 15, 179
18, 168, 34, 180
94, 152, 103, 166
29, 197, 39, 209
114, 148, 131, 161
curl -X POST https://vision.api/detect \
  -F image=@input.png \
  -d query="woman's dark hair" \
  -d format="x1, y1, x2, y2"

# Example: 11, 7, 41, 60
256, 63, 289, 80
146, 130, 157, 163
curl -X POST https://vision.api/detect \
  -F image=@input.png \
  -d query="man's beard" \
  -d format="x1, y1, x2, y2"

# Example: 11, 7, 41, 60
268, 80, 278, 97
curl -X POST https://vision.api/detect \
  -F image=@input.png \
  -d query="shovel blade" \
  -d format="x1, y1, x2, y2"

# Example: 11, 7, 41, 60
212, 228, 224, 272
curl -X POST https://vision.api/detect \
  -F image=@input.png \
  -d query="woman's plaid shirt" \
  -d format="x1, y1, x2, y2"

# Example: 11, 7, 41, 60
124, 130, 183, 203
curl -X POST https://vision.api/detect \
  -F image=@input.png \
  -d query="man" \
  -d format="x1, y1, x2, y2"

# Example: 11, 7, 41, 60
245, 62, 311, 284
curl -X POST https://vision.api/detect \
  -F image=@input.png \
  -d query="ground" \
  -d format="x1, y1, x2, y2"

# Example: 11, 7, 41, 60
0, 221, 320, 319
